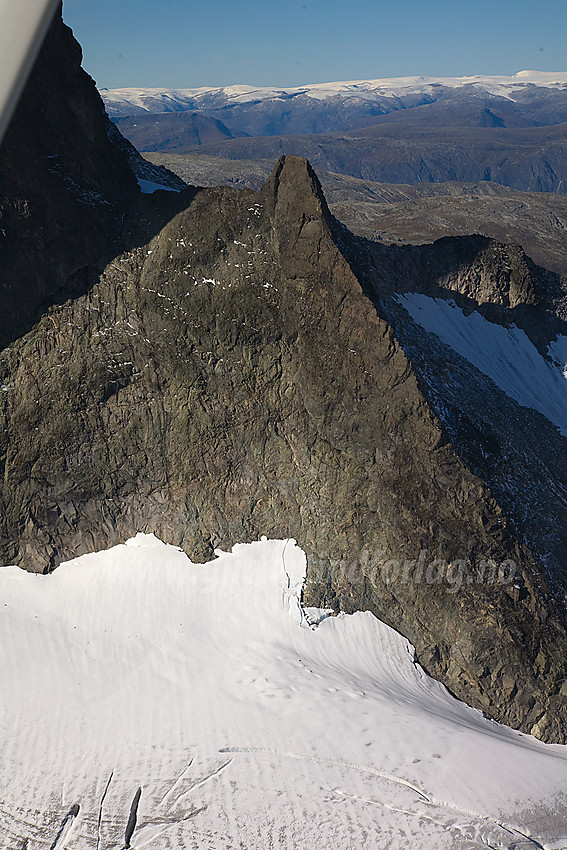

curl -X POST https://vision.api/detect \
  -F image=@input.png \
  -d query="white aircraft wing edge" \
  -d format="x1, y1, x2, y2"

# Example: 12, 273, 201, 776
0, 0, 60, 143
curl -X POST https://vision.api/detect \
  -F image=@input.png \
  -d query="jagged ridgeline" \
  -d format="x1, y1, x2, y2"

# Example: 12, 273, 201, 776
1, 5, 567, 743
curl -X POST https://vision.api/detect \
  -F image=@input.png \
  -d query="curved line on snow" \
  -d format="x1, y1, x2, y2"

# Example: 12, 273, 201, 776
219, 746, 546, 847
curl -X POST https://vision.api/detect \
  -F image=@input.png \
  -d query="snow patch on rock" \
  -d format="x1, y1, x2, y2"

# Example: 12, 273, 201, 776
396, 292, 567, 437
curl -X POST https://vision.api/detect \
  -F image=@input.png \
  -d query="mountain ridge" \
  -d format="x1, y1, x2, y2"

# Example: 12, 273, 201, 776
101, 71, 567, 116
143, 151, 567, 275
2, 150, 567, 742
176, 122, 567, 193
2, 7, 567, 746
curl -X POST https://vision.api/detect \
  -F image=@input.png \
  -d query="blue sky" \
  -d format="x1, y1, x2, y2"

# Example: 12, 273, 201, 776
62, 0, 567, 89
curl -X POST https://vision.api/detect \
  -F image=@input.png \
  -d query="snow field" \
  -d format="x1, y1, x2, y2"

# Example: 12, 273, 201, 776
1, 534, 566, 849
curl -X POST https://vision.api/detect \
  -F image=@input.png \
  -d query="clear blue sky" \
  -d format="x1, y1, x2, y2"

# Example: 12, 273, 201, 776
62, 0, 567, 90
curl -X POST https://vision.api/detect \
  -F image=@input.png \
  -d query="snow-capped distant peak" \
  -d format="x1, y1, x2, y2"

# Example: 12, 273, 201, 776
101, 71, 567, 115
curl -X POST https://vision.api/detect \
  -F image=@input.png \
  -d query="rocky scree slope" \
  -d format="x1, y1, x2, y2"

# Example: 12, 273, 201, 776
1, 8, 567, 744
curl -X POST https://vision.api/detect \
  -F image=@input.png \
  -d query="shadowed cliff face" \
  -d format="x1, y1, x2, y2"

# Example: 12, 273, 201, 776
1, 9, 567, 744
0, 4, 139, 350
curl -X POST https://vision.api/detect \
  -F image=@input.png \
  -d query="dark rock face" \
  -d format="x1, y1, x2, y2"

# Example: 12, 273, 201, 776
1, 9, 567, 745
1, 153, 566, 743
0, 5, 138, 350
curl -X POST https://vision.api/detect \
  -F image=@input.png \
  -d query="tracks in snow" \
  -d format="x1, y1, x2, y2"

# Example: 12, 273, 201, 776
156, 760, 193, 807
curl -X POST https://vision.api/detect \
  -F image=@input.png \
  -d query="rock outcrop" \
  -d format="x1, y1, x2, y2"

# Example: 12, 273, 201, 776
1, 7, 566, 744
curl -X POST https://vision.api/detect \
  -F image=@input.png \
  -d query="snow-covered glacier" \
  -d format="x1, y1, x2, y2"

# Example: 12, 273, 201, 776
1, 534, 566, 849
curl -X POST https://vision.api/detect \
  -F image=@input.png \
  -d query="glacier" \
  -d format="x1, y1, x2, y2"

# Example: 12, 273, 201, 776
1, 534, 566, 849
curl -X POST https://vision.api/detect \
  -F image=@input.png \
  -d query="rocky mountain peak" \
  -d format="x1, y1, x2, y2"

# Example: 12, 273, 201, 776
1, 7, 567, 745
263, 154, 330, 218
260, 154, 337, 276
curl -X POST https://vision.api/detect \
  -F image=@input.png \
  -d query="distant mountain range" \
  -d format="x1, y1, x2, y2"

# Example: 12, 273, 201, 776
103, 72, 567, 195
101, 71, 567, 119
171, 122, 567, 192
113, 110, 237, 152
102, 72, 567, 136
